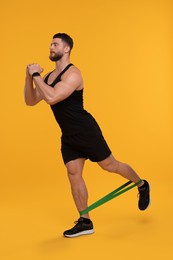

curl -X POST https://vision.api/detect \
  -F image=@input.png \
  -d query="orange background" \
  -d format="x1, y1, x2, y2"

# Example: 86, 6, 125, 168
0, 0, 173, 259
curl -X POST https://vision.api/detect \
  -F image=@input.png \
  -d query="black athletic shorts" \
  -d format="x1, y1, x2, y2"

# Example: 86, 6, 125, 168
61, 124, 111, 164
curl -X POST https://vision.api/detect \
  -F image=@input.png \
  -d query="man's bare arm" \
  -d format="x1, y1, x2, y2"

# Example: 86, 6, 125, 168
24, 67, 43, 106
33, 72, 82, 105
28, 63, 83, 105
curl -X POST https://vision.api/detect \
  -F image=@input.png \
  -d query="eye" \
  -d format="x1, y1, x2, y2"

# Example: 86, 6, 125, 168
50, 42, 58, 47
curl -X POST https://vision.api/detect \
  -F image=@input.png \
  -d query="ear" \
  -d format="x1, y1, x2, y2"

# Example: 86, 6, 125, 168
64, 46, 70, 54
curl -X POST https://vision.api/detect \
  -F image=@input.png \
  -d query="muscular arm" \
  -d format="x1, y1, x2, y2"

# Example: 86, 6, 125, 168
33, 71, 82, 105
26, 63, 83, 105
24, 67, 43, 106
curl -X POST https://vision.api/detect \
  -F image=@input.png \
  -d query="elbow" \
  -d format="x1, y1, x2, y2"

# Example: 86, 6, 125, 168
45, 96, 60, 105
25, 102, 35, 106
46, 99, 57, 105
24, 98, 36, 106
25, 100, 32, 106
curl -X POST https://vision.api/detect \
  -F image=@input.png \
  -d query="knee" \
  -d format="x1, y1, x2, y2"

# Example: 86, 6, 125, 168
67, 167, 83, 183
67, 169, 80, 182
66, 158, 85, 177
67, 168, 75, 176
66, 163, 80, 178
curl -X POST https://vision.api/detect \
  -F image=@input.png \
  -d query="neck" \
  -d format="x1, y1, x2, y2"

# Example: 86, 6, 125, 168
55, 56, 71, 73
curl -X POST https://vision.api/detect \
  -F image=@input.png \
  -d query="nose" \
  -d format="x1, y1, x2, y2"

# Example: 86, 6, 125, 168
50, 44, 54, 50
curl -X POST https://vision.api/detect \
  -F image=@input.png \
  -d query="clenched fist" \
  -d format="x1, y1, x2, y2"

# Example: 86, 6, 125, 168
27, 63, 44, 76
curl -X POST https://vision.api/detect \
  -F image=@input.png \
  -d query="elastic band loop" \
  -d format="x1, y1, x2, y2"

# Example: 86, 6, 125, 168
80, 179, 142, 216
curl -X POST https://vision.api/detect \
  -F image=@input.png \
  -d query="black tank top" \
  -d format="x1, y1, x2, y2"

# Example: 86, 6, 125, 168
44, 64, 98, 136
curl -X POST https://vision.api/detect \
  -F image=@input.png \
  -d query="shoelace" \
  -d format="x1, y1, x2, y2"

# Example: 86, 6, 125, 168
74, 219, 83, 225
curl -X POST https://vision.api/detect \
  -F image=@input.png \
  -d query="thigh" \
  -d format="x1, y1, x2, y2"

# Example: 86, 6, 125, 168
97, 154, 117, 172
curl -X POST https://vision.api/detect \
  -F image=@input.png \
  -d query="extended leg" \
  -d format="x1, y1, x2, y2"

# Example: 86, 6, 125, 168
98, 154, 150, 210
98, 154, 144, 187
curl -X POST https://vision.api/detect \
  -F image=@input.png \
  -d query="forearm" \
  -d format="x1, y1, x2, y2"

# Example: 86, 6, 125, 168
33, 75, 57, 104
27, 63, 63, 104
24, 75, 42, 106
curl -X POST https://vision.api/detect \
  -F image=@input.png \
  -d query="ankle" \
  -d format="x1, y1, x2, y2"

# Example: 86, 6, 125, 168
80, 217, 92, 224
80, 213, 89, 219
138, 180, 145, 188
138, 180, 149, 189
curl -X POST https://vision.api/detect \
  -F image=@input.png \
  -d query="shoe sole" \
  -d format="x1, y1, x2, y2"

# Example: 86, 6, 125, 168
64, 229, 94, 238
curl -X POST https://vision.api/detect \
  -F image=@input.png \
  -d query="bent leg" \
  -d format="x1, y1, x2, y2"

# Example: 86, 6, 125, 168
66, 158, 90, 218
98, 154, 144, 187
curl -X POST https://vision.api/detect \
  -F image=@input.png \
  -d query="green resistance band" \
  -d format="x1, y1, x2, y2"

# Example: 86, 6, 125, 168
80, 179, 142, 216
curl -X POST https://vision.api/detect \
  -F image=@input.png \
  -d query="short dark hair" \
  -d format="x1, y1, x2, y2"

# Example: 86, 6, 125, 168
53, 33, 73, 52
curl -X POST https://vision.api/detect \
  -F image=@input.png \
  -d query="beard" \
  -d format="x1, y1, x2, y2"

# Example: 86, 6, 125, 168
49, 52, 63, 61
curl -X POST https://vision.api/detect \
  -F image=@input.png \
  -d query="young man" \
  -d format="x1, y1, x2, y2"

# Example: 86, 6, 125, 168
24, 33, 150, 238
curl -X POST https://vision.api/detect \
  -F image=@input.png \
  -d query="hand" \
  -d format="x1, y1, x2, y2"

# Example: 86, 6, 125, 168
27, 63, 44, 76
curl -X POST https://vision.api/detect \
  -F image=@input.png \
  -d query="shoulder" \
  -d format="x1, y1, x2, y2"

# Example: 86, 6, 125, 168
65, 65, 82, 77
62, 65, 83, 84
